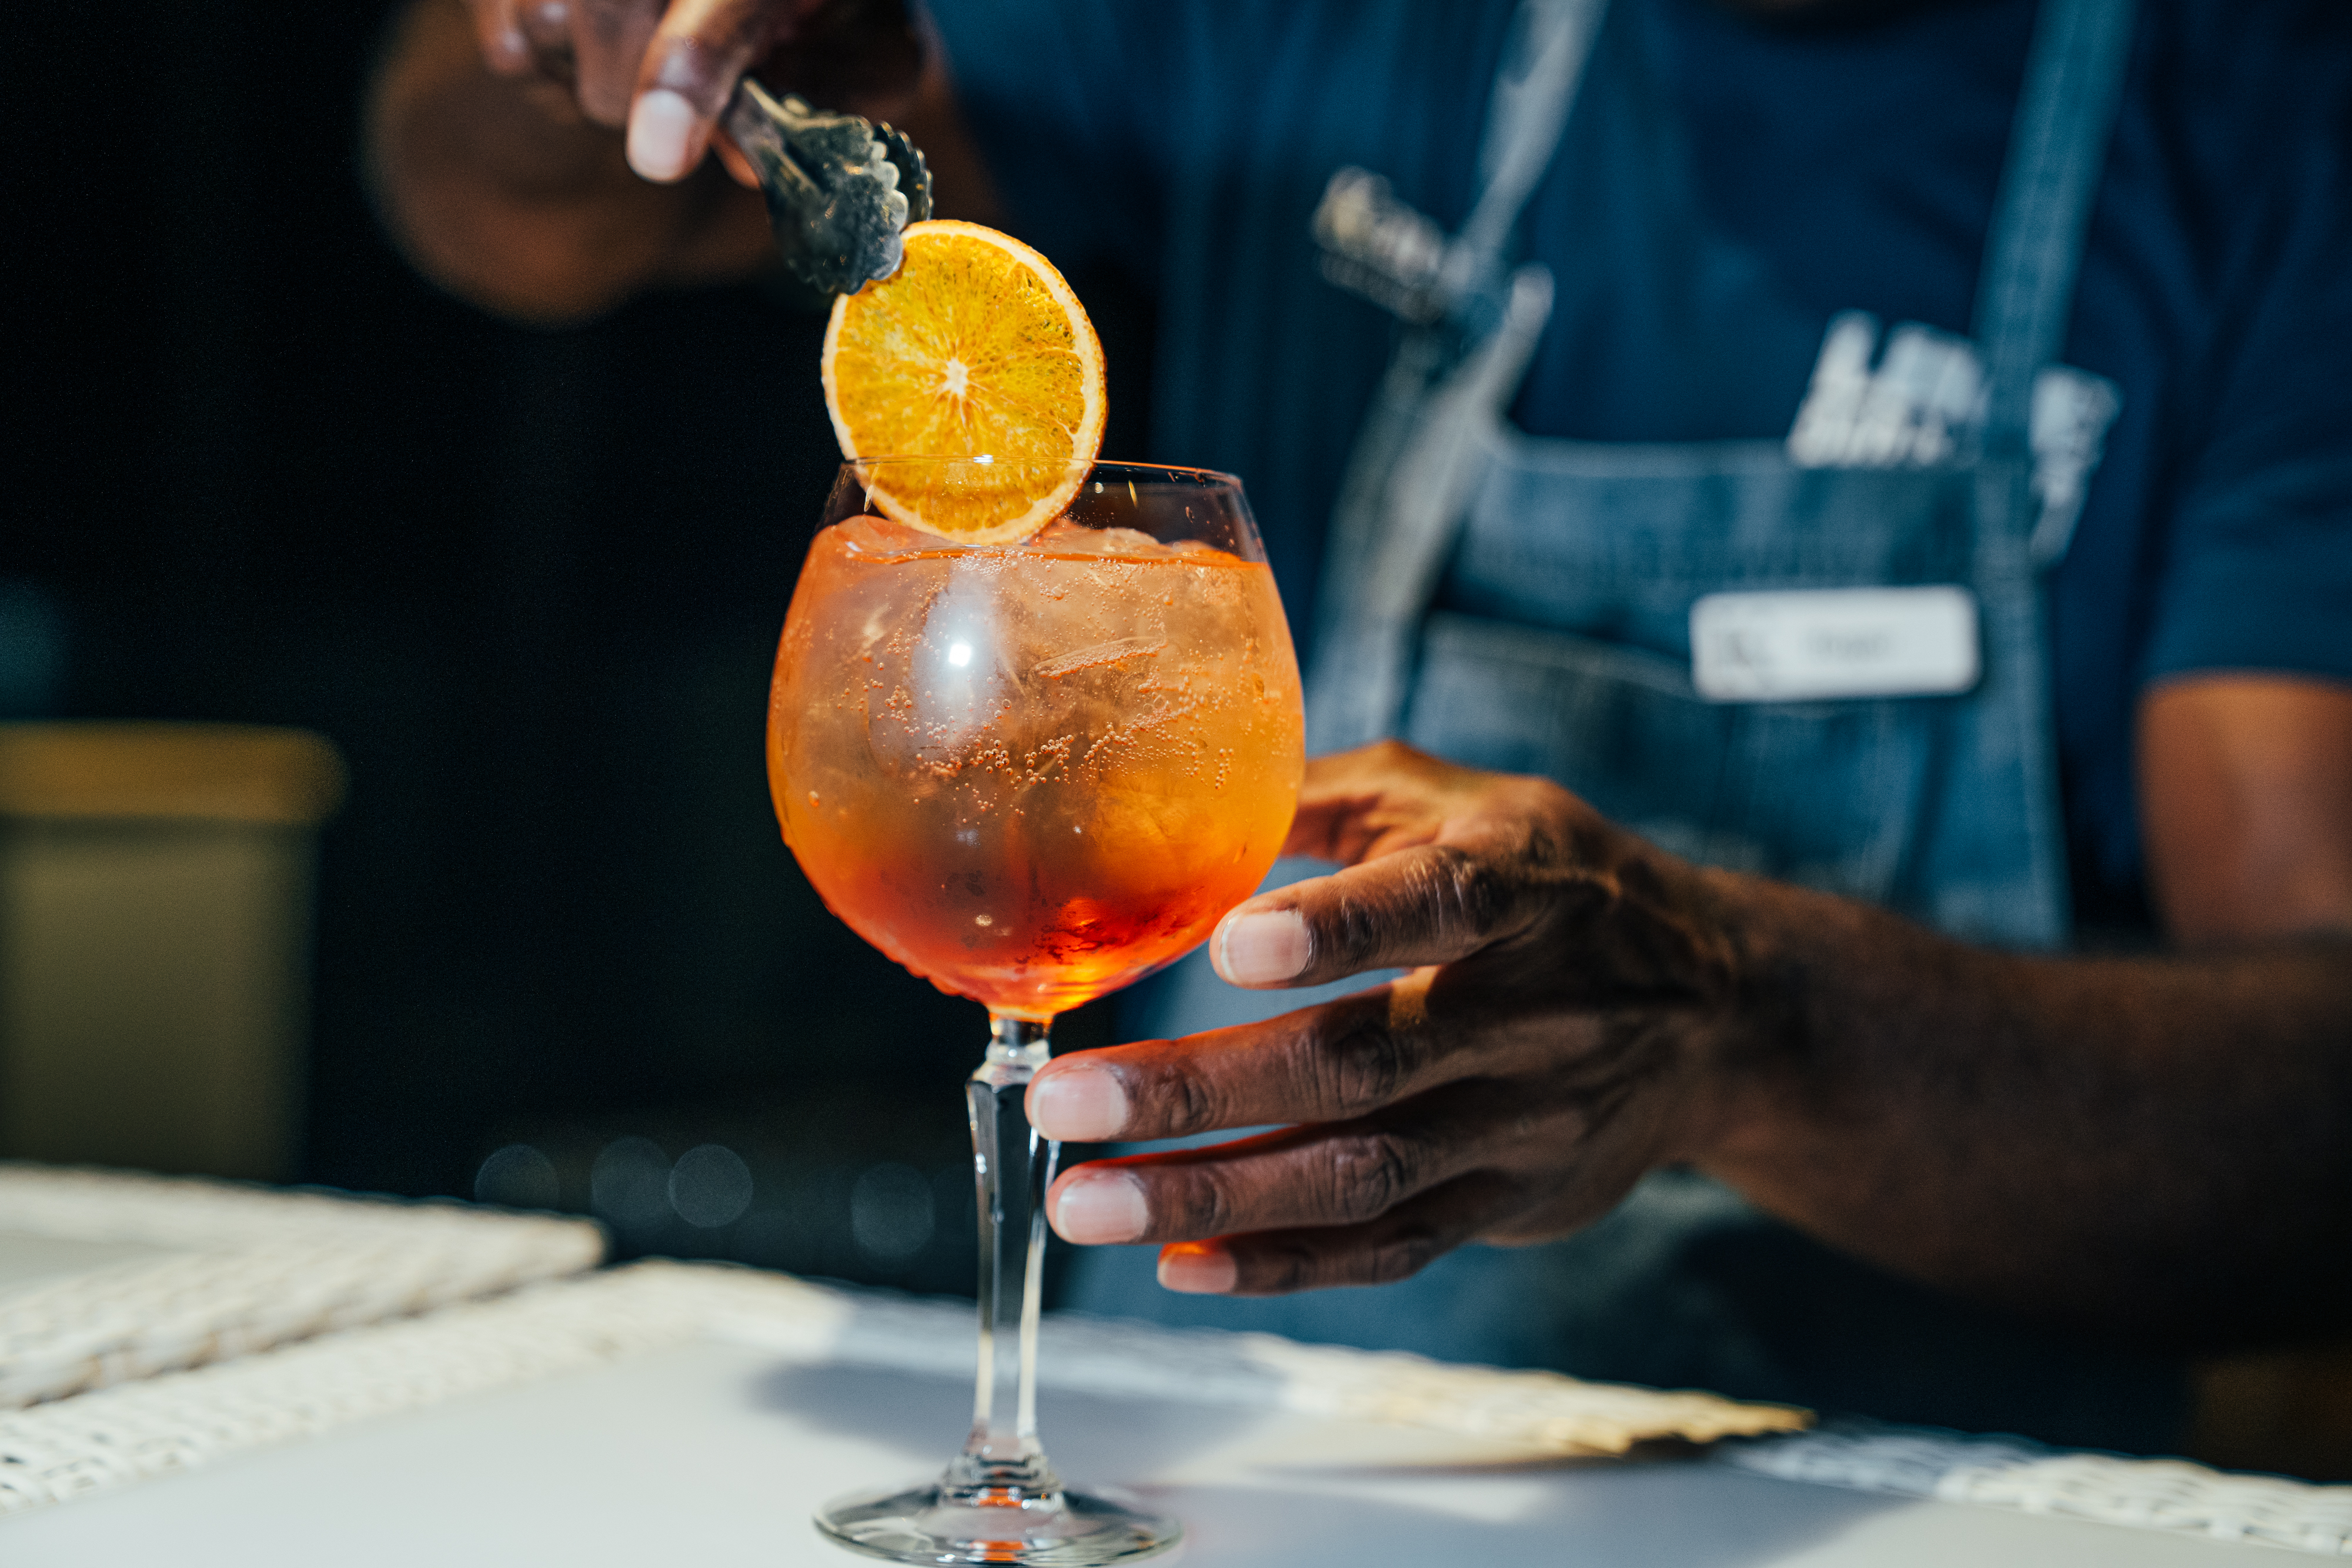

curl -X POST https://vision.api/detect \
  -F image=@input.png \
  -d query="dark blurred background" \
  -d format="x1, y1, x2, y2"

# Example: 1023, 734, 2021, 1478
1, 3, 1151, 1295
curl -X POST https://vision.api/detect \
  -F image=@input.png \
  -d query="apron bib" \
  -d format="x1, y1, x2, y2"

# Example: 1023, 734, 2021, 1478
1072, 0, 2180, 1450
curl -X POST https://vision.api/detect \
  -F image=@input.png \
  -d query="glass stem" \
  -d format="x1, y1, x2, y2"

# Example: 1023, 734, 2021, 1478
946, 1014, 1063, 1503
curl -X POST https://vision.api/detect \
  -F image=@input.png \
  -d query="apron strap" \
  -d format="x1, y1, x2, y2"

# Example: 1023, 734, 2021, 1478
1456, 0, 1609, 269
1307, 270, 1556, 753
1306, 0, 1603, 753
1970, 0, 2139, 456
1965, 0, 2137, 945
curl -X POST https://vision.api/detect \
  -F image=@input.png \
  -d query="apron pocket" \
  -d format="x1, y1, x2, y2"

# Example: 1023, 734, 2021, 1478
1404, 611, 1932, 904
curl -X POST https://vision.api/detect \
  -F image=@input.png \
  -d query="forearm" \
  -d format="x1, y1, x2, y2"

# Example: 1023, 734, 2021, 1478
1702, 877, 2352, 1343
363, 0, 770, 323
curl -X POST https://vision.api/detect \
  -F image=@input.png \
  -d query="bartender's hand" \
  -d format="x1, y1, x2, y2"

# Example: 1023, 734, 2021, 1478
462, 0, 921, 182
1031, 687, 2352, 1337
370, 0, 974, 322
1027, 741, 1763, 1296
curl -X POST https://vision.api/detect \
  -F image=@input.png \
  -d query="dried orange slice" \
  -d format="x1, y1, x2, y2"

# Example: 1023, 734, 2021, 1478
821, 220, 1106, 544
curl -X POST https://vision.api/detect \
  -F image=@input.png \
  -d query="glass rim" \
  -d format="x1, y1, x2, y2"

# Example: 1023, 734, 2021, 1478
838, 456, 1243, 487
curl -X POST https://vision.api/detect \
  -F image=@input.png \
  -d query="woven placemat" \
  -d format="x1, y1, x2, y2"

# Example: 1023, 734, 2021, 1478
779, 1281, 1806, 1453
1726, 1420, 2352, 1556
0, 1264, 801, 1512
0, 1164, 602, 1408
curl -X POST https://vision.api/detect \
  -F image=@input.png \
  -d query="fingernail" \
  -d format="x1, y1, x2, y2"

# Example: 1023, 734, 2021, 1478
1053, 1171, 1147, 1244
1157, 1243, 1237, 1295
627, 88, 700, 181
1217, 910, 1309, 986
1029, 1064, 1127, 1142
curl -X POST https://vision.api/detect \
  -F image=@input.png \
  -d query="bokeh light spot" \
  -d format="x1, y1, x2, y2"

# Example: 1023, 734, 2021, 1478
590, 1136, 673, 1231
473, 1143, 559, 1210
851, 1162, 936, 1261
670, 1142, 755, 1228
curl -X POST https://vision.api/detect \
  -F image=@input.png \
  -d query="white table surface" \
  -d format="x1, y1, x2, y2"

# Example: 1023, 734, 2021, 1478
0, 1336, 2270, 1567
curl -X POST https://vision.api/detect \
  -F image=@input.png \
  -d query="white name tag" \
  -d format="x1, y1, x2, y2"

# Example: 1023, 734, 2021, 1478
1690, 587, 1980, 703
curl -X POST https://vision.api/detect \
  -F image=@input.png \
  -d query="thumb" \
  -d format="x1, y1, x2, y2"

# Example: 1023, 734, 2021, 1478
627, 0, 779, 180
1210, 844, 1538, 989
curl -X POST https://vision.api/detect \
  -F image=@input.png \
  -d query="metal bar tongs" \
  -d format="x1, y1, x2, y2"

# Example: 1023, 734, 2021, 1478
723, 78, 933, 295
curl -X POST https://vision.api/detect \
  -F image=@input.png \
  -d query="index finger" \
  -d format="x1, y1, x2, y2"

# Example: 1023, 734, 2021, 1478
1238, 745, 1596, 989
627, 0, 815, 180
1211, 838, 1562, 990
1027, 977, 1471, 1145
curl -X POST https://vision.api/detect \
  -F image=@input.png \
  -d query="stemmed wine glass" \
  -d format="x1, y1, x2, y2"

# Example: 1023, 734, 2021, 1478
768, 458, 1305, 1563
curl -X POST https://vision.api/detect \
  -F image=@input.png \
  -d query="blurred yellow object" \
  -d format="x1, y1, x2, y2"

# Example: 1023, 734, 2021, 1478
0, 724, 345, 1181
0, 723, 343, 823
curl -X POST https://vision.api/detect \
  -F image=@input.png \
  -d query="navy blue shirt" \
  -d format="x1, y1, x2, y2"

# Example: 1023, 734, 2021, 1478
931, 0, 2352, 921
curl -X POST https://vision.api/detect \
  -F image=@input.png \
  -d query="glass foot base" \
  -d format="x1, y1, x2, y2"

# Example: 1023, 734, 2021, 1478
815, 1480, 1182, 1565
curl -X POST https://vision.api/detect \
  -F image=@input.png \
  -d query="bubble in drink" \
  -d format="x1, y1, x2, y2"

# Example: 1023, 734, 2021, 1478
770, 514, 1305, 1018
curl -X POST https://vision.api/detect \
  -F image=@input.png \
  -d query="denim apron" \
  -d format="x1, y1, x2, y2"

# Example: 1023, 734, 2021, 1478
1068, 0, 2184, 1450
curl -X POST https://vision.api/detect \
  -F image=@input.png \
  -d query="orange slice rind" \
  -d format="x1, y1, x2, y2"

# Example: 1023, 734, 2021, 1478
821, 220, 1106, 544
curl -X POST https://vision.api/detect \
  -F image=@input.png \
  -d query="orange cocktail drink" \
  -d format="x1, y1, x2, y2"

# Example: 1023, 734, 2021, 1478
790, 219, 1294, 1562
770, 509, 1304, 1019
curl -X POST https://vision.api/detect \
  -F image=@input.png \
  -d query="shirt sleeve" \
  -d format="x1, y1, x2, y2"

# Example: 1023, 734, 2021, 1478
2143, 24, 2352, 688
921, 0, 1168, 285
